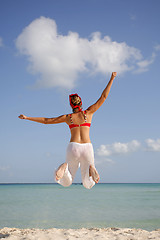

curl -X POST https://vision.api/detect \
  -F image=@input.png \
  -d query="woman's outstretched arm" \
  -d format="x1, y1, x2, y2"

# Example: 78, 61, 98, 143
86, 72, 117, 114
18, 114, 67, 124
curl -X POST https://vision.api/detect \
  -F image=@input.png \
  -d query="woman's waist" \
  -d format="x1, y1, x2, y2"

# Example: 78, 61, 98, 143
70, 140, 91, 144
70, 136, 91, 144
69, 128, 91, 143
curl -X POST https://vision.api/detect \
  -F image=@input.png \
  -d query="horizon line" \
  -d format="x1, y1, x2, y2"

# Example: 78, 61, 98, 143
0, 182, 160, 185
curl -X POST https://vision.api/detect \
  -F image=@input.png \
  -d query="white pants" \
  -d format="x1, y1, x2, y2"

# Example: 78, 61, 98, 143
56, 142, 95, 189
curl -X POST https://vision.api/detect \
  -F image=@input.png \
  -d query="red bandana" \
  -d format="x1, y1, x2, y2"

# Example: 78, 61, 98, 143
69, 94, 82, 111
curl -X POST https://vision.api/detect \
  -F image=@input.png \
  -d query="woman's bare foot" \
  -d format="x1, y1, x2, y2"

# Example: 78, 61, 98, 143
89, 165, 100, 183
55, 163, 67, 181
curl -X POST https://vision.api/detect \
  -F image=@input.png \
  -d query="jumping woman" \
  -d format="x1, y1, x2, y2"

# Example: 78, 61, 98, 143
19, 72, 117, 189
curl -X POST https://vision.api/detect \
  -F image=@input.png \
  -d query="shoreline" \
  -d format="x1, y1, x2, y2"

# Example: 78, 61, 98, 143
1, 227, 160, 240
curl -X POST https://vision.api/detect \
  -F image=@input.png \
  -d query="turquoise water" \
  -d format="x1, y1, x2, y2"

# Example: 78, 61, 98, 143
0, 183, 160, 231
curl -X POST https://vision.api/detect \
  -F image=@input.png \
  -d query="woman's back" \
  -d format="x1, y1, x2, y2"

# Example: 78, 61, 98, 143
66, 111, 93, 143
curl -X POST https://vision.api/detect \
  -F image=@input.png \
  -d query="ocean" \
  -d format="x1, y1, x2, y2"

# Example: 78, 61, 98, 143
0, 183, 160, 231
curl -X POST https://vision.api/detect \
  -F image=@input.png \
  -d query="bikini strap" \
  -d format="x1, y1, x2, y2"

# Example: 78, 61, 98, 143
69, 114, 73, 124
69, 111, 86, 124
83, 110, 87, 122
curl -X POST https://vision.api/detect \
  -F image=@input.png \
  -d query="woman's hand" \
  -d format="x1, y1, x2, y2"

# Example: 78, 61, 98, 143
18, 114, 27, 119
111, 72, 117, 78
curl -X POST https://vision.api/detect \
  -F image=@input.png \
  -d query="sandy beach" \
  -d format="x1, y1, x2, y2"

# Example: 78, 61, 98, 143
0, 227, 160, 240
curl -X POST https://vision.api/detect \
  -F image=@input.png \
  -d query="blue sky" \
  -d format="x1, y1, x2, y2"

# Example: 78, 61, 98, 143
0, 0, 160, 183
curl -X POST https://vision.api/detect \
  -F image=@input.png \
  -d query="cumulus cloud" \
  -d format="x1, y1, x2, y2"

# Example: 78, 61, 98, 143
15, 17, 155, 89
0, 37, 3, 47
97, 140, 141, 157
135, 53, 156, 73
145, 138, 160, 152
96, 138, 160, 165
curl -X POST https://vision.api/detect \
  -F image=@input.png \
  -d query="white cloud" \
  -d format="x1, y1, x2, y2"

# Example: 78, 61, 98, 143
16, 17, 155, 89
97, 140, 141, 157
145, 138, 160, 152
0, 37, 3, 47
96, 138, 160, 165
135, 53, 156, 73
97, 144, 112, 157
95, 158, 114, 165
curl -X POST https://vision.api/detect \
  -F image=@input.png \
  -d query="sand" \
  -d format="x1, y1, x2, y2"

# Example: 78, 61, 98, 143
0, 227, 160, 240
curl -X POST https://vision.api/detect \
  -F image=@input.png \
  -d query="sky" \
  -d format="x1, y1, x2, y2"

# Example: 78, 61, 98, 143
0, 0, 160, 183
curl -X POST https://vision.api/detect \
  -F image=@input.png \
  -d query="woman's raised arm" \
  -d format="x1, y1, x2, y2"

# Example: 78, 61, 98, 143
18, 114, 67, 124
86, 72, 117, 114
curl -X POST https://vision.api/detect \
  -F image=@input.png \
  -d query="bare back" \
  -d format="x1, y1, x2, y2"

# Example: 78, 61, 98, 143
66, 111, 93, 143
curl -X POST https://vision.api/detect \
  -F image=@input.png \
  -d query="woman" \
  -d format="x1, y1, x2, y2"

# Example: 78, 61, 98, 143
19, 72, 117, 189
